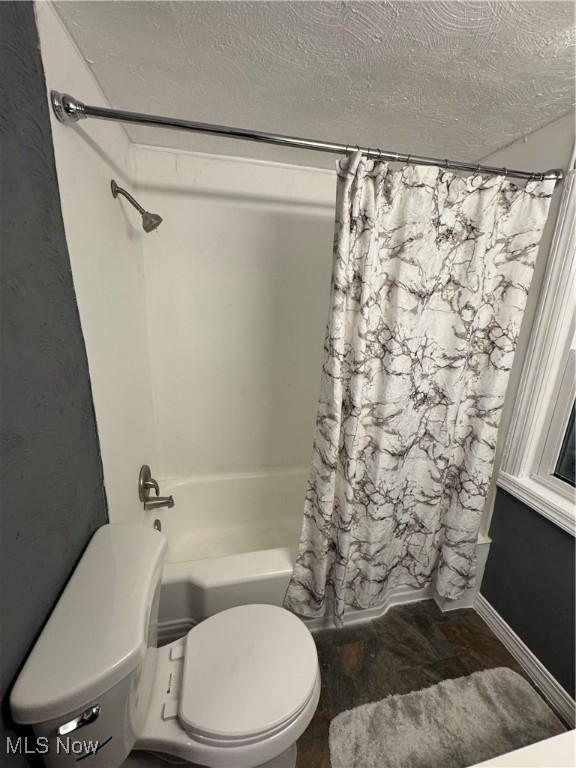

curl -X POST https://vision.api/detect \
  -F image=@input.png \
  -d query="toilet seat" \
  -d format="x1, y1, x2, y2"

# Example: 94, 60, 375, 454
135, 604, 321, 768
179, 604, 318, 746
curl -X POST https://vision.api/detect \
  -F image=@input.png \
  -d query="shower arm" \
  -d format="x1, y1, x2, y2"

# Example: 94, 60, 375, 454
50, 91, 564, 183
110, 179, 163, 232
111, 180, 145, 215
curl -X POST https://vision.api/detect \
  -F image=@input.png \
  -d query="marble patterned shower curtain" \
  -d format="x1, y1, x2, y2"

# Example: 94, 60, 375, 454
285, 153, 554, 625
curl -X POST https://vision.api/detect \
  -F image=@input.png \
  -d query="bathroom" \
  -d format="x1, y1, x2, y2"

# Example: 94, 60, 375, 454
1, 1, 575, 766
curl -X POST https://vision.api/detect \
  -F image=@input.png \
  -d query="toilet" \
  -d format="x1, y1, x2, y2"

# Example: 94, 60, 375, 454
10, 524, 320, 768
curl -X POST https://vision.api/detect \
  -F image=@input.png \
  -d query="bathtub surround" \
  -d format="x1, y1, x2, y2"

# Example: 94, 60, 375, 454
134, 146, 334, 484
328, 668, 565, 768
0, 3, 107, 765
285, 153, 555, 625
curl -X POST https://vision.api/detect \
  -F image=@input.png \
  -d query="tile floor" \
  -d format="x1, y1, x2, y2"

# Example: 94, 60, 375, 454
295, 599, 528, 768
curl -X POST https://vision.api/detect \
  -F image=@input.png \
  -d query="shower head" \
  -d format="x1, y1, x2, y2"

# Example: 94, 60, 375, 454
141, 211, 163, 233
111, 179, 162, 233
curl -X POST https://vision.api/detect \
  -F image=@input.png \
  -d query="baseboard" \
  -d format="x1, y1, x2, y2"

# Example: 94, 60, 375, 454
474, 593, 575, 726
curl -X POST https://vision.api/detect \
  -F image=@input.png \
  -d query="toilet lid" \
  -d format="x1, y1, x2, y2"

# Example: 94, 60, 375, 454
179, 604, 318, 741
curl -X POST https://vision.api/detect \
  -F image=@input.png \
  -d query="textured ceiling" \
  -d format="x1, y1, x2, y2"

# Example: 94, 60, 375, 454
55, 1, 575, 169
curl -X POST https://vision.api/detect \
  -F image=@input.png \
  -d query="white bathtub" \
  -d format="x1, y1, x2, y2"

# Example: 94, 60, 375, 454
154, 469, 493, 642
155, 468, 307, 642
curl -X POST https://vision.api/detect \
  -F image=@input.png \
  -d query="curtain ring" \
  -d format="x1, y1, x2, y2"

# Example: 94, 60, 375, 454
444, 159, 449, 170
406, 154, 412, 165
502, 167, 508, 178
475, 164, 481, 175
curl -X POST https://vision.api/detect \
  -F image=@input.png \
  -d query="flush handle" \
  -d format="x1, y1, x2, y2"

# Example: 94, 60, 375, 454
57, 704, 100, 736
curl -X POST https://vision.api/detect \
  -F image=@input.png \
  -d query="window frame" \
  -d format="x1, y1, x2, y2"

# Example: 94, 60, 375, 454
497, 163, 576, 536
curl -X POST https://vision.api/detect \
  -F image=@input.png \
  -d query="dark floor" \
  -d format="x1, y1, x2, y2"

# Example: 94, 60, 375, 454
296, 599, 529, 768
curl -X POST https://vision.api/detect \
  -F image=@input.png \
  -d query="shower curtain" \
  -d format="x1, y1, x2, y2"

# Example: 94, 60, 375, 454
285, 152, 554, 625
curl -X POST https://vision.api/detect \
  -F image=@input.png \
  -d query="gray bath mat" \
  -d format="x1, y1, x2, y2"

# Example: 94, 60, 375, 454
329, 667, 565, 768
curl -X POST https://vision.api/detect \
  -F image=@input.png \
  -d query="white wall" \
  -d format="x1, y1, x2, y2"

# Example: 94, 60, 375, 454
478, 111, 575, 532
134, 147, 336, 483
36, 3, 157, 523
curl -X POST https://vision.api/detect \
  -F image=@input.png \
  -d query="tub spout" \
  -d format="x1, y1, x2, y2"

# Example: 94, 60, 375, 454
144, 495, 175, 511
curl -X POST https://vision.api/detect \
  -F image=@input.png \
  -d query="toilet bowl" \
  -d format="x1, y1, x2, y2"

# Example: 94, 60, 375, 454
10, 525, 320, 768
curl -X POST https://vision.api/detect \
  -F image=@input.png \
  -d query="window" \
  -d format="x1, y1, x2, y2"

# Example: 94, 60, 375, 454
555, 403, 575, 487
497, 163, 575, 535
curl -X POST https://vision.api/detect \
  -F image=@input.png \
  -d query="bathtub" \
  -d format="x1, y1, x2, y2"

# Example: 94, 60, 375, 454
155, 468, 307, 643
154, 467, 493, 642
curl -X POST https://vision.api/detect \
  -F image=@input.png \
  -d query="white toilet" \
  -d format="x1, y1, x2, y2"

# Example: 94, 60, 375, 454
10, 524, 320, 768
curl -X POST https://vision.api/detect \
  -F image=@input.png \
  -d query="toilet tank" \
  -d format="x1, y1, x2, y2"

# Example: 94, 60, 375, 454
10, 524, 167, 768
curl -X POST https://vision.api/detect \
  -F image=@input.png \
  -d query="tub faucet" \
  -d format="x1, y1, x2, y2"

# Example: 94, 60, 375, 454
138, 465, 175, 510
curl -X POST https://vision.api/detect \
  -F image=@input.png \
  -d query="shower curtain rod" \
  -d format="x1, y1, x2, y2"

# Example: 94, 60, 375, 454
50, 91, 564, 182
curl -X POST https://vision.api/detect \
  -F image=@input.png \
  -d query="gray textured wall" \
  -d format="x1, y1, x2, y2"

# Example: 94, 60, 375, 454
482, 489, 575, 697
0, 3, 108, 763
